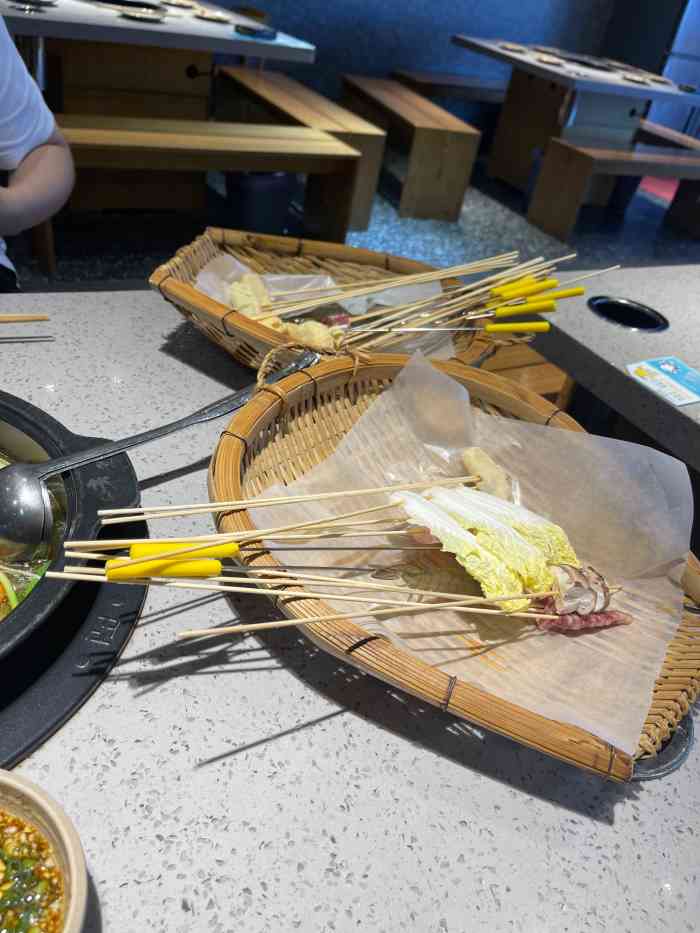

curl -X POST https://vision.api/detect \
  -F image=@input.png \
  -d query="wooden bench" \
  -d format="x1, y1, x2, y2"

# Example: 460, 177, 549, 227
215, 67, 385, 230
392, 70, 506, 104
457, 338, 573, 407
47, 39, 214, 214
57, 115, 360, 244
341, 75, 481, 220
636, 118, 700, 238
527, 137, 700, 240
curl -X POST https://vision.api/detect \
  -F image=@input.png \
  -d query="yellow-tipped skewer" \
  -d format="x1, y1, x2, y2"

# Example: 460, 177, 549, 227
106, 557, 223, 580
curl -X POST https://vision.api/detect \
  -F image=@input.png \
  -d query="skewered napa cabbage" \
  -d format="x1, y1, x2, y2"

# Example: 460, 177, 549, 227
394, 492, 528, 610
446, 486, 579, 566
428, 487, 554, 592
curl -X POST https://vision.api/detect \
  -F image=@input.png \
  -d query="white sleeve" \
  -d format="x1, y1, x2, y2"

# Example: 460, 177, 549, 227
0, 18, 56, 171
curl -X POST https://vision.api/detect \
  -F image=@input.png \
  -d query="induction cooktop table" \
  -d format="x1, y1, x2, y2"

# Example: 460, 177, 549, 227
4, 0, 314, 61
453, 35, 700, 195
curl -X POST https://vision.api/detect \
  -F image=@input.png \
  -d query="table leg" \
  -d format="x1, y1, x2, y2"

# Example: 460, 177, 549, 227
489, 69, 644, 209
335, 131, 385, 230
488, 70, 569, 191
400, 127, 478, 220
665, 179, 700, 238
304, 160, 359, 242
31, 221, 57, 278
560, 90, 644, 207
18, 37, 57, 276
13, 35, 45, 89
527, 140, 593, 240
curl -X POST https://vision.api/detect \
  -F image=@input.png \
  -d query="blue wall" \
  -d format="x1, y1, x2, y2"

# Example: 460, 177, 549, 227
228, 0, 618, 96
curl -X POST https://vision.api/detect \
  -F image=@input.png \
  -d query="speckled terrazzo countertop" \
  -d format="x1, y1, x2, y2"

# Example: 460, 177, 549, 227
534, 265, 700, 471
1, 289, 699, 933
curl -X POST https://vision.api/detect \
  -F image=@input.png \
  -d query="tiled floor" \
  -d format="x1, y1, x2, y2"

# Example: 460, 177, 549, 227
8, 165, 700, 291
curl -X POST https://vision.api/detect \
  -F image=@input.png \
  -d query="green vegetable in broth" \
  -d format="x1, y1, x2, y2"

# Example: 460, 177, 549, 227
0, 452, 62, 623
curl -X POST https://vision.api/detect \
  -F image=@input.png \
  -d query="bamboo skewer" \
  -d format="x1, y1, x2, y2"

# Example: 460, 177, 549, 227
264, 264, 515, 306
339, 255, 574, 352
98, 474, 479, 522
254, 254, 519, 318
176, 597, 557, 640
53, 567, 554, 619
340, 258, 551, 345
47, 567, 557, 628
345, 284, 464, 325
269, 278, 402, 298
69, 516, 404, 557
224, 249, 597, 361
253, 261, 519, 323
64, 550, 116, 562
65, 538, 443, 553
59, 557, 556, 607
72, 501, 413, 572
558, 265, 621, 287
347, 260, 577, 351
346, 325, 550, 335
63, 555, 619, 613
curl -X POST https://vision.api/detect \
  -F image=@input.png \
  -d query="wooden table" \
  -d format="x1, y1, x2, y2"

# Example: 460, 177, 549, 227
535, 265, 700, 472
6, 287, 700, 933
3, 0, 315, 60
5, 0, 314, 272
452, 35, 700, 195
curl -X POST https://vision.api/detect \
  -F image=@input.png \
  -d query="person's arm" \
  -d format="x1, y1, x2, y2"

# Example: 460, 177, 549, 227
0, 125, 74, 237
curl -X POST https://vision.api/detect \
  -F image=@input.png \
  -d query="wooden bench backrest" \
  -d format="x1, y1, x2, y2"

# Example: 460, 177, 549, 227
343, 75, 479, 135
218, 66, 383, 137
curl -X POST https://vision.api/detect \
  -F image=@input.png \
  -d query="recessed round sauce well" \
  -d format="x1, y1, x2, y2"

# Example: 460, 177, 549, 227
587, 295, 669, 332
88, 0, 164, 8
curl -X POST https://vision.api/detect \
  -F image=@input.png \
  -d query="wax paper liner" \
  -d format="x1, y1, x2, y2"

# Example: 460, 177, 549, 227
194, 255, 454, 358
250, 353, 692, 754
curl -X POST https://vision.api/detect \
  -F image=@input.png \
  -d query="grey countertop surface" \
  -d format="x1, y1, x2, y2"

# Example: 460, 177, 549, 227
535, 264, 700, 470
4, 0, 315, 61
452, 35, 700, 104
1, 288, 699, 933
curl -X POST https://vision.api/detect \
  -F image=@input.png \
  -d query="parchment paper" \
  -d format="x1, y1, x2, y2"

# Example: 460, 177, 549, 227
194, 253, 442, 315
194, 255, 454, 359
250, 354, 692, 754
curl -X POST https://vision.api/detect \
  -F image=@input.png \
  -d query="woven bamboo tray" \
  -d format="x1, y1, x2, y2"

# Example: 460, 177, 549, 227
208, 353, 700, 781
149, 227, 480, 371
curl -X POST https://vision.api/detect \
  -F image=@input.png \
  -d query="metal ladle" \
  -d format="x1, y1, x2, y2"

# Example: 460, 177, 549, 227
0, 351, 319, 559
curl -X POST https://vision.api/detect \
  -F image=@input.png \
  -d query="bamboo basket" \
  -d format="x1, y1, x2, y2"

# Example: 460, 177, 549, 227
149, 227, 482, 371
208, 353, 700, 781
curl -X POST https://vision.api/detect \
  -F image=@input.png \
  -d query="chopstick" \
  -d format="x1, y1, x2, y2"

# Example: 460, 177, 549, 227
0, 314, 49, 323
0, 336, 55, 344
